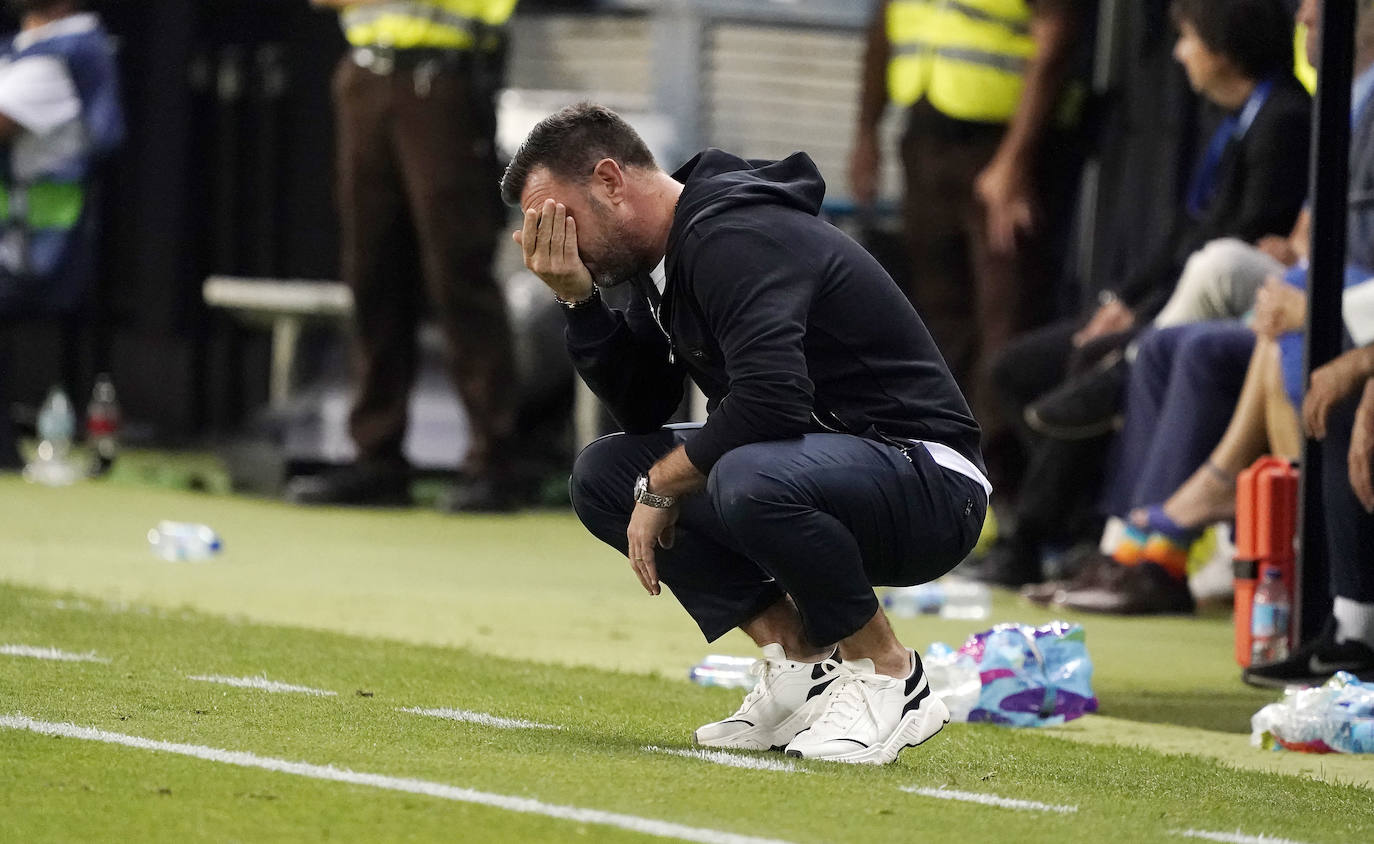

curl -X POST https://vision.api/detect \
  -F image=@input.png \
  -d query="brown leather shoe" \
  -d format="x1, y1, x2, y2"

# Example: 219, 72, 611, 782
1055, 562, 1195, 615
1020, 551, 1122, 606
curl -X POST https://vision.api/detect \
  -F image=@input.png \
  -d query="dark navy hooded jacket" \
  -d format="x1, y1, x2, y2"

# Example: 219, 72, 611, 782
563, 148, 984, 476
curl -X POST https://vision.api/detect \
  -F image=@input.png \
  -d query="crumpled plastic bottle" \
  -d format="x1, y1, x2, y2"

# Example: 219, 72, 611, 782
921, 642, 981, 722
1251, 671, 1374, 753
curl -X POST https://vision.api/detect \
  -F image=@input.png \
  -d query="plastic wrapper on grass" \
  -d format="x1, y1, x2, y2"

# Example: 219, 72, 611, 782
925, 621, 1098, 727
1250, 671, 1374, 753
921, 642, 981, 721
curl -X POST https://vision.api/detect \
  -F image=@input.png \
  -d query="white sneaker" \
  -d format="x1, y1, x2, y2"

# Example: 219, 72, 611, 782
784, 650, 949, 765
693, 643, 843, 751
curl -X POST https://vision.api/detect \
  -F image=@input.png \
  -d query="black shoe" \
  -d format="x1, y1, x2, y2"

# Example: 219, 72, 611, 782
1021, 550, 1123, 606
284, 462, 411, 507
966, 539, 1042, 587
1024, 353, 1127, 441
1055, 561, 1195, 615
1242, 619, 1374, 689
435, 475, 520, 514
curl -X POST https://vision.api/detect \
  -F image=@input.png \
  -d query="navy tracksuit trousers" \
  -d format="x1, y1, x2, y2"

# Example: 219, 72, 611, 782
569, 424, 987, 647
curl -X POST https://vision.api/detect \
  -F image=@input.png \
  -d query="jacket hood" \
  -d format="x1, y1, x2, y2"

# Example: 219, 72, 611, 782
669, 148, 826, 244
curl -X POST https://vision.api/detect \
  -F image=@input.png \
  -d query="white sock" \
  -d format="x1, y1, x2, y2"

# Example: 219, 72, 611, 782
1332, 596, 1374, 647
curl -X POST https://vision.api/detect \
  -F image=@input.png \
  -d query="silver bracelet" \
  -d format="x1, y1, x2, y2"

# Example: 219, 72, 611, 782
554, 286, 600, 310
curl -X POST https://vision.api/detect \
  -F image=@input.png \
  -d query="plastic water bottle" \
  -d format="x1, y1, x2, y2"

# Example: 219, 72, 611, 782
86, 373, 120, 476
1251, 567, 1291, 664
940, 578, 992, 620
886, 579, 991, 620
147, 521, 223, 562
921, 642, 981, 722
883, 583, 945, 617
688, 655, 758, 689
23, 386, 82, 486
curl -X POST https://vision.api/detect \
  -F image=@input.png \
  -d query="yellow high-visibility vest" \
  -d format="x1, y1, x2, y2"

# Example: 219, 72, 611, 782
1294, 23, 1316, 94
342, 0, 518, 50
887, 0, 1036, 123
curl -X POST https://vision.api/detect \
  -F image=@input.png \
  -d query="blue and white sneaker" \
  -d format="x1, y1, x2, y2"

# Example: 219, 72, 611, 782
784, 649, 949, 764
693, 643, 843, 751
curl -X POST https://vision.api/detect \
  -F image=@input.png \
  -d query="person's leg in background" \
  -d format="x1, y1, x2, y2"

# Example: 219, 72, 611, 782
1315, 388, 1374, 672
391, 59, 518, 511
900, 106, 1046, 485
1121, 323, 1255, 516
971, 318, 1097, 585
898, 106, 980, 396
1059, 322, 1254, 614
287, 57, 416, 506
1152, 238, 1285, 329
1126, 337, 1298, 534
966, 130, 1070, 498
1020, 324, 1188, 604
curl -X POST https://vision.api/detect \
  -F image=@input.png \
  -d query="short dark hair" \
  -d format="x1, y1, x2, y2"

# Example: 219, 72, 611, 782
1170, 0, 1294, 81
499, 103, 658, 207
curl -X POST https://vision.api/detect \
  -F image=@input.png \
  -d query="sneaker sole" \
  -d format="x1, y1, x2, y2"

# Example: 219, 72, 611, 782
693, 693, 829, 752
785, 695, 951, 765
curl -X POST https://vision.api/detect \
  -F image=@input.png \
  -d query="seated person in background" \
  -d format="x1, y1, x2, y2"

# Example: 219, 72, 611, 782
1148, 211, 1307, 330
0, 0, 122, 469
1244, 343, 1374, 686
974, 0, 1310, 586
1126, 277, 1310, 536
1032, 269, 1368, 614
1147, 0, 1374, 332
1024, 0, 1374, 613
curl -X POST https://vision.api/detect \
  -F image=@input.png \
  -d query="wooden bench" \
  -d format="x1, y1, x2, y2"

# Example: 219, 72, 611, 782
202, 276, 353, 409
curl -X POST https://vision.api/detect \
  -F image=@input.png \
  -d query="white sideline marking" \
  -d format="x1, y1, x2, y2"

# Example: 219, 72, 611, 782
187, 675, 337, 697
1173, 829, 1312, 844
1, 644, 109, 664
901, 786, 1078, 814
399, 707, 562, 731
643, 746, 806, 774
1, 715, 794, 844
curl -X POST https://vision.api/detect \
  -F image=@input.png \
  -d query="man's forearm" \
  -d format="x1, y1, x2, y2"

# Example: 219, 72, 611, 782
1347, 345, 1374, 381
856, 1, 892, 137
647, 445, 706, 499
989, 5, 1081, 171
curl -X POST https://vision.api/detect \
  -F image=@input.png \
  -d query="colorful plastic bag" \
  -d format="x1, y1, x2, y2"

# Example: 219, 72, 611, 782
959, 620, 1099, 727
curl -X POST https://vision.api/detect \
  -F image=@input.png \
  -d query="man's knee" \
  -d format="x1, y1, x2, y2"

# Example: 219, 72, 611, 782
569, 434, 635, 520
1184, 239, 1268, 303
707, 444, 793, 530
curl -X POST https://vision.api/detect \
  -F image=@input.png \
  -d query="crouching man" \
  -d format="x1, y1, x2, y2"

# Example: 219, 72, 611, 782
500, 104, 989, 764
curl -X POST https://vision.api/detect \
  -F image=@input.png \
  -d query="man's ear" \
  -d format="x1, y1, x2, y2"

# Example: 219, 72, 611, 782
592, 158, 627, 204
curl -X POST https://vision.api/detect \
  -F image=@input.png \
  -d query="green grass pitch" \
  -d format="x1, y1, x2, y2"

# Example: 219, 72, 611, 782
2, 474, 1373, 842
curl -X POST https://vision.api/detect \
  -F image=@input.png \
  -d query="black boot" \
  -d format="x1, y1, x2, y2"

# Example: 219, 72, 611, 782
284, 460, 411, 507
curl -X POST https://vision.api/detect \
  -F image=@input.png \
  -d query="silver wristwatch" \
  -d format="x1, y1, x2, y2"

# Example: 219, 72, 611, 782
633, 473, 677, 508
